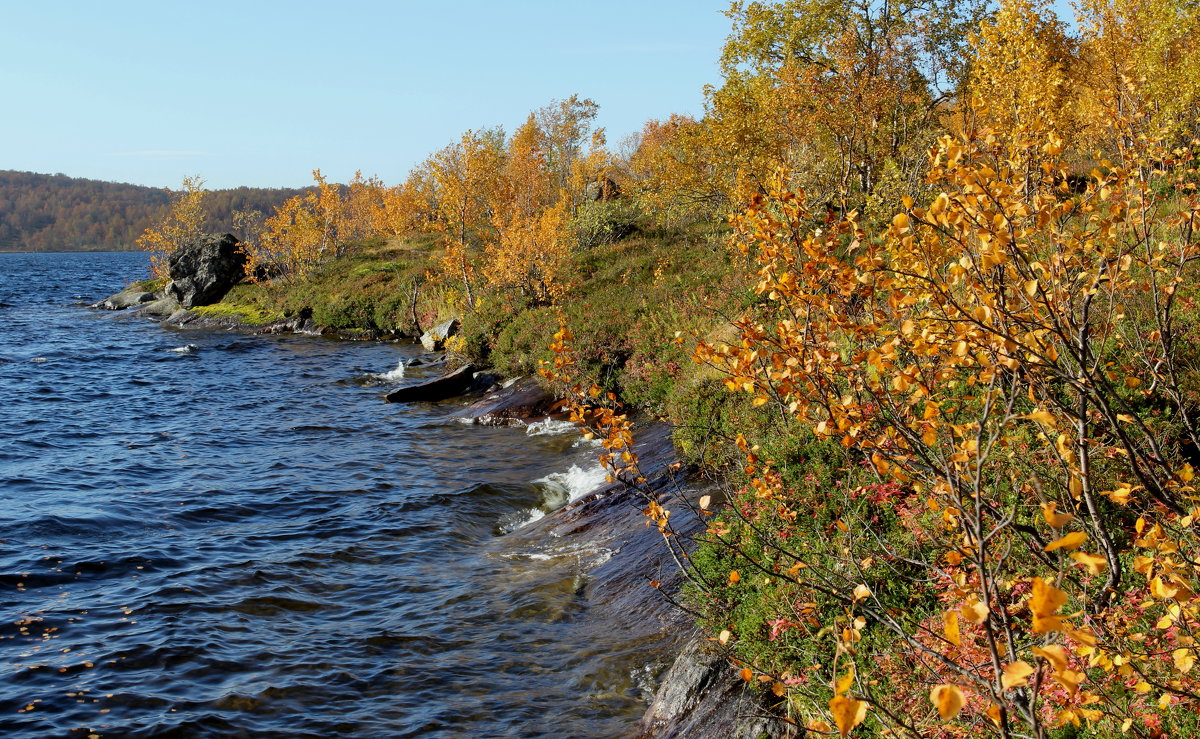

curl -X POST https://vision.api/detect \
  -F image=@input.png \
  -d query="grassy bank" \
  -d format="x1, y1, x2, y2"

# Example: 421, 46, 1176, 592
208, 218, 754, 416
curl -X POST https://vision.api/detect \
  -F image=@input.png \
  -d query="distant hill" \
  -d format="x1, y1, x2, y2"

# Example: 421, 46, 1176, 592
0, 170, 307, 252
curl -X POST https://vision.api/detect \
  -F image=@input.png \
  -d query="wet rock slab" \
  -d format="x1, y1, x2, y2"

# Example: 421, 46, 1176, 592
460, 377, 568, 426
384, 363, 479, 403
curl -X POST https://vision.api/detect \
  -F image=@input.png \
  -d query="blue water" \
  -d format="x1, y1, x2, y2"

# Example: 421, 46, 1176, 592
0, 252, 662, 738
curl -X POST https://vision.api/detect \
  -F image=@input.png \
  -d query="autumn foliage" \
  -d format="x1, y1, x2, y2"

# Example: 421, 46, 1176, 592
136, 174, 208, 279
129, 3, 1200, 734
670, 1, 1200, 735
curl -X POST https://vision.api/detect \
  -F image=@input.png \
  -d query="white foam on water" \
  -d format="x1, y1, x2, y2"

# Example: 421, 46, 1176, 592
170, 344, 199, 354
524, 418, 577, 437
502, 462, 609, 532
497, 506, 547, 533
518, 508, 546, 527
30, 357, 47, 363
373, 359, 407, 382
533, 463, 609, 505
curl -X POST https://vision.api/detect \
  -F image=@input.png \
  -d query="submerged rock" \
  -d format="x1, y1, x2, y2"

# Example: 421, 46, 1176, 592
420, 318, 459, 352
165, 233, 246, 309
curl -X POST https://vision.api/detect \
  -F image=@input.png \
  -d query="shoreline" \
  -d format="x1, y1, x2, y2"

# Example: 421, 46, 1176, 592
91, 278, 793, 737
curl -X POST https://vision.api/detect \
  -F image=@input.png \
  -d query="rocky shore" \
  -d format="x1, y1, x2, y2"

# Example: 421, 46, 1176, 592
94, 236, 794, 737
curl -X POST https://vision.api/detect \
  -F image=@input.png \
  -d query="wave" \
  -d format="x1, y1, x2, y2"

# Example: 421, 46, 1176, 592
373, 358, 408, 382
500, 463, 610, 531
534, 463, 609, 506
524, 418, 577, 437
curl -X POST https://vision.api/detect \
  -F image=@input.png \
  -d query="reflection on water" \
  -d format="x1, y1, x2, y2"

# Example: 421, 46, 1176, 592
0, 252, 670, 738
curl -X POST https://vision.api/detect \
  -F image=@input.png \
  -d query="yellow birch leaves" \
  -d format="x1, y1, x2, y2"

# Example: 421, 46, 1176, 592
829, 666, 868, 736
930, 684, 965, 720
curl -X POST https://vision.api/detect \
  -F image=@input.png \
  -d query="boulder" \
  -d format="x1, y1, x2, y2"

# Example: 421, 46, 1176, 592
134, 296, 182, 318
165, 233, 246, 309
385, 363, 477, 403
420, 318, 460, 352
585, 177, 621, 202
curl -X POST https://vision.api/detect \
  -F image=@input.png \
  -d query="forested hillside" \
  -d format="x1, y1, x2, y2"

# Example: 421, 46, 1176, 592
0, 170, 304, 252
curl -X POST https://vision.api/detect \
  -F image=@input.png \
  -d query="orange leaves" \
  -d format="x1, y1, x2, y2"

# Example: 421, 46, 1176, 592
1051, 669, 1086, 697
1001, 661, 1035, 690
485, 199, 572, 304
943, 611, 961, 646
1041, 502, 1074, 528
930, 684, 965, 720
1173, 648, 1197, 674
1030, 577, 1069, 633
1070, 551, 1107, 574
1032, 644, 1069, 674
829, 696, 869, 736
828, 667, 869, 737
136, 175, 208, 280
1044, 532, 1088, 552
962, 596, 989, 625
699, 46, 1200, 736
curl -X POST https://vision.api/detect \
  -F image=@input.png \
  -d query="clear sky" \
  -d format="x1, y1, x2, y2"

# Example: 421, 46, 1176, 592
1, 2, 1084, 191
0, 1, 732, 189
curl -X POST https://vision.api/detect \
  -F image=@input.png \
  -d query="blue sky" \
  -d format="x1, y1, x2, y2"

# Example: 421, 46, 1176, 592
1, 1, 1080, 191
0, 1, 731, 189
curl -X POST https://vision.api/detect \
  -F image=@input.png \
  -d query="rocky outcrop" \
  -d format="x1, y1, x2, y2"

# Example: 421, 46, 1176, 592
165, 233, 246, 308
92, 287, 157, 311
639, 637, 798, 739
384, 363, 479, 403
585, 177, 621, 201
461, 377, 567, 426
134, 296, 181, 317
420, 319, 459, 352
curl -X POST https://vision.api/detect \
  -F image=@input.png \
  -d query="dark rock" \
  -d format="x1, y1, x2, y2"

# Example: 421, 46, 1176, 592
639, 637, 797, 739
461, 377, 567, 426
420, 318, 459, 352
384, 363, 477, 403
405, 353, 450, 368
255, 309, 322, 336
470, 371, 503, 394
585, 177, 621, 201
165, 233, 246, 309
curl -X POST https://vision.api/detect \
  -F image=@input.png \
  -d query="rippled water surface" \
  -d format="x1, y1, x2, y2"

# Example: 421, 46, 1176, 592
0, 252, 661, 737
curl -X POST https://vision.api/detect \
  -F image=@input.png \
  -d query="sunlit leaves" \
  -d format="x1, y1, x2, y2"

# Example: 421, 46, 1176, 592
1030, 577, 1070, 633
930, 684, 965, 720
1044, 532, 1088, 552
962, 596, 989, 625
1002, 661, 1036, 690
829, 695, 868, 736
136, 174, 207, 279
1041, 502, 1074, 528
